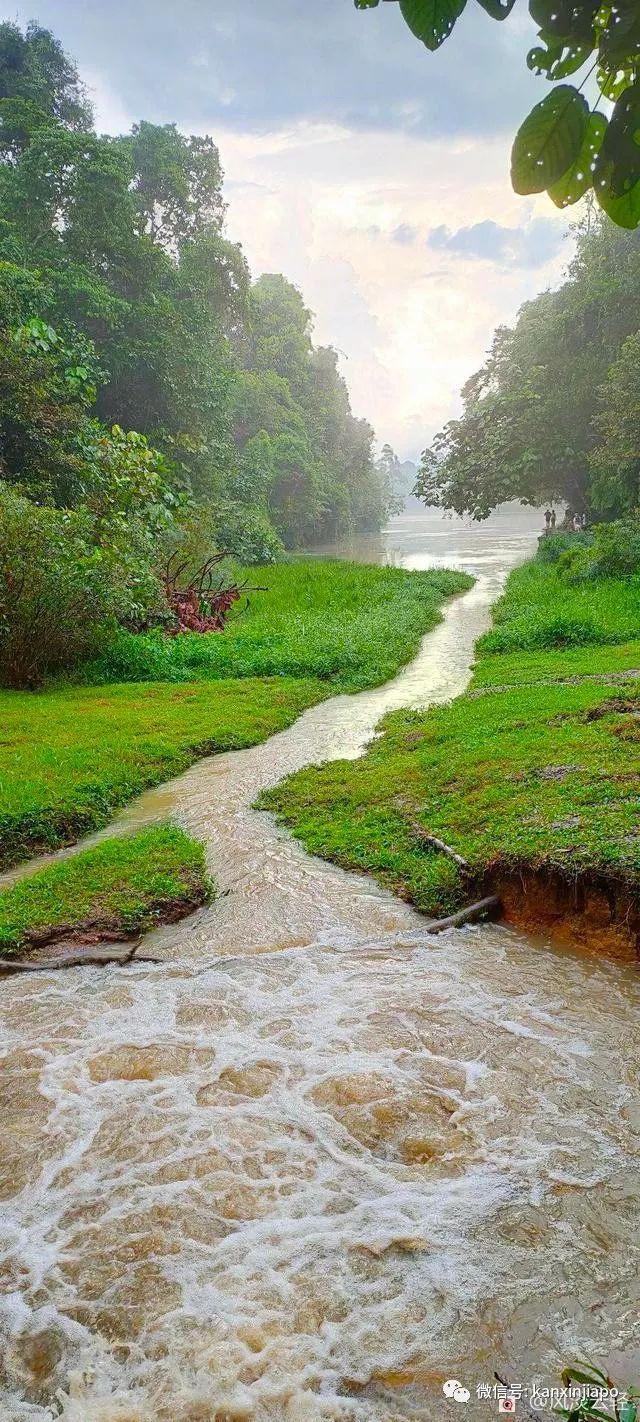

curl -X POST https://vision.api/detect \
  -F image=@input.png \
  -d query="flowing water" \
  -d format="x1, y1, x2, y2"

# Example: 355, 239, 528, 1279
1, 511, 638, 1421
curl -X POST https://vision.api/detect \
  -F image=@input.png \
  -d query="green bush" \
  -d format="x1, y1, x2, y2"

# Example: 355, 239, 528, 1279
0, 486, 141, 687
560, 517, 640, 583
536, 531, 590, 563
480, 613, 603, 653
215, 499, 284, 564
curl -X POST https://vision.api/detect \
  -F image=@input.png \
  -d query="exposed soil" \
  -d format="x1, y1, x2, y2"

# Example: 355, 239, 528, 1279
0, 890, 207, 969
490, 864, 640, 962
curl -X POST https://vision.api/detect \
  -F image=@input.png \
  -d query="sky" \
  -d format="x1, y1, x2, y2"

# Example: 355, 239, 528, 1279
10, 0, 577, 460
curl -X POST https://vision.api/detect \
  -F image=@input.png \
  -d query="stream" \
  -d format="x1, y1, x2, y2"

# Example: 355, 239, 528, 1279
1, 511, 638, 1420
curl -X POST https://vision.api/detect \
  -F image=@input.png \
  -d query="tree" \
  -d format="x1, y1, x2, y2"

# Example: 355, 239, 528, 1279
590, 330, 640, 514
354, 0, 640, 227
0, 21, 91, 154
127, 122, 226, 251
0, 20, 395, 560
416, 213, 640, 520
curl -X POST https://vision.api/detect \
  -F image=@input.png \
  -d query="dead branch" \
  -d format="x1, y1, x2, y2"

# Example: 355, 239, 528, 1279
424, 895, 502, 935
407, 821, 471, 871
0, 946, 162, 974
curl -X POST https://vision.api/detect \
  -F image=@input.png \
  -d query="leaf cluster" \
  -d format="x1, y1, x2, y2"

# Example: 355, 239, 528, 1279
355, 0, 640, 225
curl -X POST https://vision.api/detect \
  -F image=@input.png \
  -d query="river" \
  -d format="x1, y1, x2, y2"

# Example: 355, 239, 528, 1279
1, 509, 638, 1420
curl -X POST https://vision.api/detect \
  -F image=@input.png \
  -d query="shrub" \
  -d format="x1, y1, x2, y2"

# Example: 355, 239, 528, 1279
0, 485, 136, 687
480, 613, 603, 654
560, 517, 640, 583
536, 531, 590, 563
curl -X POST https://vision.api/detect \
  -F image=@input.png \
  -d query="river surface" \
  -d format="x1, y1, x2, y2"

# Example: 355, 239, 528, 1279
1, 510, 638, 1421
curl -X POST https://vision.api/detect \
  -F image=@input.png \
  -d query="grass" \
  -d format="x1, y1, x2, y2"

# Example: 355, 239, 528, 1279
262, 556, 640, 918
0, 826, 212, 955
0, 676, 325, 868
0, 560, 471, 868
84, 561, 472, 691
477, 560, 640, 655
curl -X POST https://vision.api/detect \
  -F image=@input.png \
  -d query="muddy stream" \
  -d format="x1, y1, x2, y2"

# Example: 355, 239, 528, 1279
1, 513, 638, 1420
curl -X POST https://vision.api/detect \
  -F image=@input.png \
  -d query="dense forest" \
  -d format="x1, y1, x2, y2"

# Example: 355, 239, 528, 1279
0, 21, 393, 579
418, 213, 640, 521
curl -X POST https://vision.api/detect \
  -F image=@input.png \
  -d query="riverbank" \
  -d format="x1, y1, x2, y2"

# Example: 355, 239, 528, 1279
263, 548, 640, 957
0, 560, 470, 953
0, 827, 212, 958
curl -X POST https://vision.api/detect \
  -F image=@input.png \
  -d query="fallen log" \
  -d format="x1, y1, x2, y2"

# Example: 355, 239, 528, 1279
423, 894, 502, 935
0, 944, 161, 974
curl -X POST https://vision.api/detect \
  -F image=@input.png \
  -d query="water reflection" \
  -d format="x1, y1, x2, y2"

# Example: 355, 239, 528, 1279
308, 502, 545, 578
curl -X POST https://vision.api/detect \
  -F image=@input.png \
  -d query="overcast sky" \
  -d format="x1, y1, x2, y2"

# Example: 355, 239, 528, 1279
10, 0, 576, 459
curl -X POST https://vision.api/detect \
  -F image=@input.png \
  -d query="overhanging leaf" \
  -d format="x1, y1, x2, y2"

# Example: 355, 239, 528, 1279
548, 111, 607, 206
529, 0, 599, 42
476, 0, 517, 20
511, 85, 589, 194
595, 176, 640, 228
547, 40, 592, 77
593, 82, 640, 200
399, 0, 468, 50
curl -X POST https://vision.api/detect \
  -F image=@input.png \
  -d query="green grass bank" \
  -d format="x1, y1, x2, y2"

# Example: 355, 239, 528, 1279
0, 826, 212, 956
0, 560, 471, 870
263, 548, 640, 954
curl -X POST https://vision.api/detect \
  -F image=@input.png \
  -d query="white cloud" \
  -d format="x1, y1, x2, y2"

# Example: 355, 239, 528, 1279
90, 84, 575, 461
215, 122, 574, 458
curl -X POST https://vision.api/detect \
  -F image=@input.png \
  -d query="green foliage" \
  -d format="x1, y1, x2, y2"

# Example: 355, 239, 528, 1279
85, 560, 472, 689
477, 549, 640, 653
0, 825, 212, 954
511, 86, 589, 195
590, 330, 640, 514
0, 21, 91, 149
553, 1358, 638, 1421
354, 1, 640, 226
0, 20, 393, 574
559, 516, 640, 581
264, 553, 640, 918
398, 0, 467, 51
0, 485, 155, 689
0, 560, 466, 867
417, 215, 640, 520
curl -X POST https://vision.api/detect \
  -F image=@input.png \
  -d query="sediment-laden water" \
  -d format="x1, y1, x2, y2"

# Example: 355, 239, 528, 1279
1, 512, 638, 1420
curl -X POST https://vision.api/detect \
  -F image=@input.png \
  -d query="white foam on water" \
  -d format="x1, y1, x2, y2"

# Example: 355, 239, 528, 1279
1, 522, 638, 1420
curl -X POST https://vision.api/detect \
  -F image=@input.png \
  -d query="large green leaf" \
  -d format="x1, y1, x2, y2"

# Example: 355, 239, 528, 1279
527, 33, 591, 78
475, 0, 517, 20
593, 83, 640, 200
399, 0, 468, 49
511, 85, 589, 194
595, 176, 640, 228
548, 111, 607, 207
529, 0, 599, 42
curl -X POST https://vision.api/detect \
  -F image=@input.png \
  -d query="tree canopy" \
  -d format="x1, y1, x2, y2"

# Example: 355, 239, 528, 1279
355, 0, 640, 227
416, 211, 640, 519
0, 21, 393, 557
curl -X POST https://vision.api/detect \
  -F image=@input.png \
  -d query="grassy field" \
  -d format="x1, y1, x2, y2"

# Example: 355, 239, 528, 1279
477, 559, 640, 655
86, 561, 472, 690
0, 560, 471, 869
0, 827, 212, 954
263, 554, 640, 918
